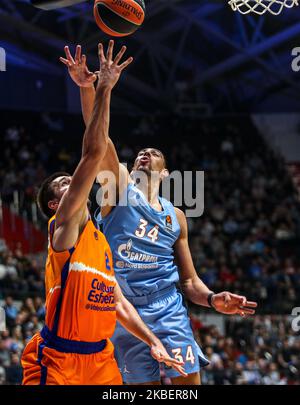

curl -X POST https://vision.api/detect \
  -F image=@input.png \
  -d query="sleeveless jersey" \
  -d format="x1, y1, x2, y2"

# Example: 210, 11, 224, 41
45, 216, 116, 342
100, 183, 181, 297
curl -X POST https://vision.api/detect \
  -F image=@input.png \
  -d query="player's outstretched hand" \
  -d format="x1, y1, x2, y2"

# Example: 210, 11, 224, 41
60, 45, 97, 88
211, 292, 257, 317
150, 342, 188, 378
97, 40, 133, 91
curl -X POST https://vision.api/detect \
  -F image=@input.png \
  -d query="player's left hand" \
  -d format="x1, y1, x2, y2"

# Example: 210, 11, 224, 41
60, 45, 97, 88
150, 342, 188, 377
211, 292, 257, 317
97, 40, 133, 91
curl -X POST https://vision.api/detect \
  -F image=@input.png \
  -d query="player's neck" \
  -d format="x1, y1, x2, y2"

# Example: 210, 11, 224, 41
136, 181, 161, 210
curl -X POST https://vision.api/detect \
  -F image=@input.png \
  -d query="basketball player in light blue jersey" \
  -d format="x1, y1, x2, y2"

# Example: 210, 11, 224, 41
61, 42, 258, 385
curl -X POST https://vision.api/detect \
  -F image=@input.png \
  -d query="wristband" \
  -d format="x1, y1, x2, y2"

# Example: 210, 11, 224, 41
207, 292, 215, 308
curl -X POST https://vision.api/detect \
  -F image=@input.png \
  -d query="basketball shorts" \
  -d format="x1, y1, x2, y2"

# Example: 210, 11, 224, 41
21, 332, 122, 385
111, 286, 209, 384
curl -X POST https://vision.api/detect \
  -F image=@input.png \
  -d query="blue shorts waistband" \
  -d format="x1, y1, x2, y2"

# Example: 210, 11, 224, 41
40, 326, 107, 355
124, 284, 177, 306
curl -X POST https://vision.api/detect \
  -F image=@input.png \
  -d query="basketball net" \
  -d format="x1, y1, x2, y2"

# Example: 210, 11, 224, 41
228, 0, 298, 15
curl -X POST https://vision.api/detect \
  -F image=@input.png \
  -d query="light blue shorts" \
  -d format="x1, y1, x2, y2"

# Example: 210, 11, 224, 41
111, 287, 209, 384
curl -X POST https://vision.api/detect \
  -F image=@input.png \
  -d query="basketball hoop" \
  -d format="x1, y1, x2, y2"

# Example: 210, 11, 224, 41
228, 0, 298, 15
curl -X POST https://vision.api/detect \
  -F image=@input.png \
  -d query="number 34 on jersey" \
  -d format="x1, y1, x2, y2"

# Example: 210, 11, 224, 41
135, 219, 159, 243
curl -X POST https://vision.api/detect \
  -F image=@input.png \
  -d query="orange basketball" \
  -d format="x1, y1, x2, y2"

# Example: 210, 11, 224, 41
94, 0, 145, 37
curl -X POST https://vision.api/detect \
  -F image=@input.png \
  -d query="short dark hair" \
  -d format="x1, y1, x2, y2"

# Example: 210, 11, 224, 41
138, 148, 167, 168
37, 172, 71, 220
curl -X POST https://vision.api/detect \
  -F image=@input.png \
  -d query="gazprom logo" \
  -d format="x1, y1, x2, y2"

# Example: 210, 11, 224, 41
0, 47, 6, 71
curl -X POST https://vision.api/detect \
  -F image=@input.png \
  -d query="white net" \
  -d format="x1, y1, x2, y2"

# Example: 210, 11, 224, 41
228, 0, 298, 15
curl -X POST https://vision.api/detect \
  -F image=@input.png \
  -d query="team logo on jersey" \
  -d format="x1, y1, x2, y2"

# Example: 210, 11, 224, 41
165, 215, 173, 231
116, 239, 159, 269
94, 231, 99, 241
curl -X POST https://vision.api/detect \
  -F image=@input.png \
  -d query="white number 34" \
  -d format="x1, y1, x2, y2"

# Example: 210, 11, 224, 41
135, 219, 159, 243
171, 346, 195, 365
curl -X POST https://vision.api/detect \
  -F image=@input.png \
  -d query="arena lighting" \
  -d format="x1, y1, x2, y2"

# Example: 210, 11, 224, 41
30, 0, 87, 10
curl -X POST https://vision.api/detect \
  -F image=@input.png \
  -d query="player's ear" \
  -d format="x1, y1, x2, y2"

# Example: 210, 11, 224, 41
160, 168, 169, 180
48, 199, 59, 212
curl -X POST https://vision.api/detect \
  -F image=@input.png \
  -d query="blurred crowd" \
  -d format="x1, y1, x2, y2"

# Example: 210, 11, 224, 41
0, 239, 45, 301
195, 315, 300, 385
0, 296, 45, 385
0, 111, 300, 384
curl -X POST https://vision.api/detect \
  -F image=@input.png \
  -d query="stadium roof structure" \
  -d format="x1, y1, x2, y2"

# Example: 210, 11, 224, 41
0, 0, 300, 114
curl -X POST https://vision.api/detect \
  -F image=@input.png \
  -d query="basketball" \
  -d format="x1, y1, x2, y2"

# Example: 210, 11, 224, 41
94, 0, 145, 37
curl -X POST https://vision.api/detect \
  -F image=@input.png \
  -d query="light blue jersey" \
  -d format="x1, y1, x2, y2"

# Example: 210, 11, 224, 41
100, 183, 181, 297
96, 183, 209, 383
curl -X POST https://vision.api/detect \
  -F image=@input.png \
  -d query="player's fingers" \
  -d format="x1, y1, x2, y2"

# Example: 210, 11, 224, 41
239, 296, 247, 306
113, 45, 127, 65
106, 39, 114, 62
75, 45, 81, 63
238, 308, 255, 316
59, 57, 72, 67
172, 365, 188, 377
244, 301, 258, 308
64, 46, 75, 64
228, 293, 245, 302
119, 57, 133, 71
224, 292, 231, 308
81, 54, 87, 65
233, 294, 247, 306
98, 43, 106, 65
159, 356, 184, 366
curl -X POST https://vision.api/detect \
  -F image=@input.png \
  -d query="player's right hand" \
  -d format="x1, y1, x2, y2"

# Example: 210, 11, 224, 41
150, 342, 188, 378
60, 45, 97, 88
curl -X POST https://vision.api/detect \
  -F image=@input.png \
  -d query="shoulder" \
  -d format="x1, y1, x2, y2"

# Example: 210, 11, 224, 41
174, 207, 188, 235
174, 207, 186, 223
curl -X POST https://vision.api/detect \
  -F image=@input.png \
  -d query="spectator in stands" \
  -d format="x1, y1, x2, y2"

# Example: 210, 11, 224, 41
3, 297, 18, 329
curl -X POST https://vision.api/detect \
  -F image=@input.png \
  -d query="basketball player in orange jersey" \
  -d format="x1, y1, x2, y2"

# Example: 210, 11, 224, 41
21, 41, 186, 385
61, 43, 257, 385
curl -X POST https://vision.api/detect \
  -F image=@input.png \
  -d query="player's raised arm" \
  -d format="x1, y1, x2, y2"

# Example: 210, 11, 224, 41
60, 44, 131, 218
174, 207, 258, 316
53, 41, 133, 251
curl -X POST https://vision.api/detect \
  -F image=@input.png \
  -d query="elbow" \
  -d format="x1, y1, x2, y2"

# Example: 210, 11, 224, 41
115, 301, 126, 323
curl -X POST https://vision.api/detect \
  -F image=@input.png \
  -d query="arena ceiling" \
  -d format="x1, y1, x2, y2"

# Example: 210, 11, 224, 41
0, 0, 300, 113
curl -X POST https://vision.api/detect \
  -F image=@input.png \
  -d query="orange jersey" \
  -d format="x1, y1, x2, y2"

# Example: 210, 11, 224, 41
44, 215, 116, 341
22, 215, 122, 385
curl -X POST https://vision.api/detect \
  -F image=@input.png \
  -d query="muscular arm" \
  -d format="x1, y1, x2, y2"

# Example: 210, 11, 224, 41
79, 76, 131, 219
80, 85, 95, 127
174, 207, 213, 307
174, 208, 258, 316
54, 41, 132, 251
53, 85, 111, 251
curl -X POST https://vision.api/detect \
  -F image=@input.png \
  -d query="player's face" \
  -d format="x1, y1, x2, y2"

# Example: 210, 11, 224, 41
133, 148, 165, 174
51, 176, 72, 200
